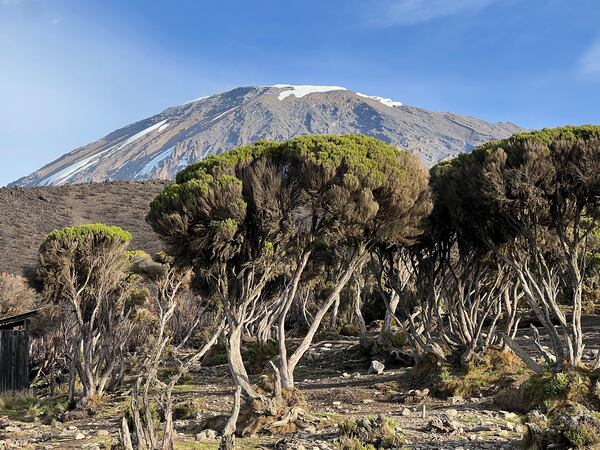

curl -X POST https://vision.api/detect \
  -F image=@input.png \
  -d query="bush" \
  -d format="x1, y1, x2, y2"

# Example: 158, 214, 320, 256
416, 349, 527, 399
172, 399, 204, 420
523, 404, 600, 449
335, 415, 403, 449
0, 272, 38, 317
243, 341, 278, 375
523, 370, 592, 412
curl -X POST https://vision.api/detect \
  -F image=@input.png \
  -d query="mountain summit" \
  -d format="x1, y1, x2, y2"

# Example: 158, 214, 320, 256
11, 85, 520, 187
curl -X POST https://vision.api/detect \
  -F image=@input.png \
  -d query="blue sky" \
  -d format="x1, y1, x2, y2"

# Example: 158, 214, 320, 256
1, 0, 600, 186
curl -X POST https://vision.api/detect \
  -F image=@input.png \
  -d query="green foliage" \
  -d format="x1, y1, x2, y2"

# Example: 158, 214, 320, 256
172, 399, 203, 420
0, 391, 69, 421
430, 124, 600, 250
147, 134, 430, 310
563, 422, 600, 448
335, 415, 404, 449
524, 372, 570, 406
435, 350, 528, 398
243, 341, 279, 375
333, 436, 376, 450
206, 349, 228, 366
42, 223, 132, 246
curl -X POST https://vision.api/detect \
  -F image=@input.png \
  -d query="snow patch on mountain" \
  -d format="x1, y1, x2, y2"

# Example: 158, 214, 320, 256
356, 93, 403, 108
274, 84, 347, 101
184, 95, 209, 105
39, 119, 169, 186
39, 149, 112, 186
135, 147, 174, 179
210, 106, 240, 122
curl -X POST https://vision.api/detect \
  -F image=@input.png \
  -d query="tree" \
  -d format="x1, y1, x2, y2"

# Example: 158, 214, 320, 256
38, 224, 137, 405
147, 135, 431, 430
432, 125, 600, 370
121, 252, 223, 450
0, 272, 38, 317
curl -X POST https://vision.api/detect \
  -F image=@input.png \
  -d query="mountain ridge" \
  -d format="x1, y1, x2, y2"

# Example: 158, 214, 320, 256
11, 85, 521, 187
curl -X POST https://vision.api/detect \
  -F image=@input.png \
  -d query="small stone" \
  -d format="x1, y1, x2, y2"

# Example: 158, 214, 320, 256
450, 396, 465, 405
68, 425, 78, 431
5, 426, 20, 432
368, 360, 385, 375
196, 429, 218, 440
446, 408, 458, 417
362, 399, 373, 404
323, 343, 332, 348
332, 401, 342, 407
415, 388, 430, 398
39, 432, 52, 442
401, 408, 411, 416
96, 429, 110, 437
74, 432, 86, 440
351, 372, 361, 379
342, 372, 350, 378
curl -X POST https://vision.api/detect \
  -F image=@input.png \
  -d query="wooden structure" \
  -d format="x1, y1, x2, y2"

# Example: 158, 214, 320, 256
0, 310, 37, 392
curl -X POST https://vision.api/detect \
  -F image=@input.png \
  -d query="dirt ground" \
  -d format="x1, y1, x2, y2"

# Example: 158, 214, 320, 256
0, 338, 527, 449
3, 317, 600, 449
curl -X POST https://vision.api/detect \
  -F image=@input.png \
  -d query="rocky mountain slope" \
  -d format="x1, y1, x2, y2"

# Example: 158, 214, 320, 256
0, 181, 166, 277
11, 85, 520, 187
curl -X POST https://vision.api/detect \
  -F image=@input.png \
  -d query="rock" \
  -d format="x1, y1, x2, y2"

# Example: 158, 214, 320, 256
74, 432, 86, 440
351, 372, 362, 379
68, 425, 78, 431
332, 401, 342, 407
4, 426, 20, 432
196, 429, 219, 440
96, 429, 110, 437
428, 414, 464, 434
446, 408, 458, 417
368, 360, 385, 375
415, 388, 430, 398
302, 425, 316, 434
342, 372, 350, 378
39, 432, 52, 442
401, 408, 411, 416
450, 396, 465, 405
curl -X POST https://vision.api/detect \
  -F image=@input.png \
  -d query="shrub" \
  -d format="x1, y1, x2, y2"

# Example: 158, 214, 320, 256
523, 370, 591, 412
335, 415, 403, 449
0, 272, 38, 317
172, 399, 204, 420
420, 349, 527, 398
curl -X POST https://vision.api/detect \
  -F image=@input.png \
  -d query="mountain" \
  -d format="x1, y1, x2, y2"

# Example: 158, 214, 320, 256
11, 85, 521, 187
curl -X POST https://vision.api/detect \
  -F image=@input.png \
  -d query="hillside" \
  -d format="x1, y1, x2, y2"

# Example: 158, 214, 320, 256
0, 181, 167, 277
11, 85, 521, 187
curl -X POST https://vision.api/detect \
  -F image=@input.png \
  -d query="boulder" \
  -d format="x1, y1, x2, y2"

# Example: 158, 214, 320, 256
196, 429, 219, 440
368, 360, 385, 375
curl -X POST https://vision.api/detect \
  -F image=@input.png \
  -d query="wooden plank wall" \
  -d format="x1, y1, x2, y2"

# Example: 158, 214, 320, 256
0, 330, 29, 392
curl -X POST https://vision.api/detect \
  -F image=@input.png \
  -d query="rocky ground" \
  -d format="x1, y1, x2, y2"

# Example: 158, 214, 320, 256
0, 336, 532, 450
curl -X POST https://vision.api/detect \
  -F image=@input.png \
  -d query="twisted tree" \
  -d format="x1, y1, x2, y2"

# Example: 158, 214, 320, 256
431, 125, 600, 370
38, 224, 138, 406
147, 134, 430, 436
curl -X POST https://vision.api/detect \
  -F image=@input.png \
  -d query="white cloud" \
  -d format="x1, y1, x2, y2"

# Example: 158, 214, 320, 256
364, 0, 497, 26
579, 41, 600, 77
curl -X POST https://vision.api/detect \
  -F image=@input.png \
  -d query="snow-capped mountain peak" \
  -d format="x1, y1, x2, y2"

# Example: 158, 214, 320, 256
11, 85, 520, 187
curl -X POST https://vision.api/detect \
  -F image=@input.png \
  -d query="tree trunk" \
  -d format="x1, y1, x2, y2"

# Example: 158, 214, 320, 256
285, 249, 366, 387
227, 323, 261, 399
220, 386, 242, 450
353, 277, 369, 349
